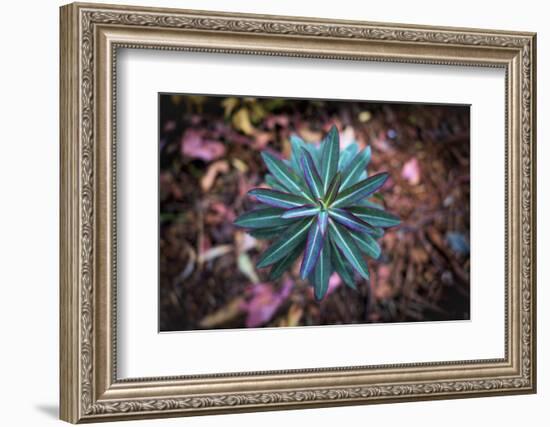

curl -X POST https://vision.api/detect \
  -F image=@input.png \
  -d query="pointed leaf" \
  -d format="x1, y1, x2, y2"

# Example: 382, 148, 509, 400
300, 219, 325, 279
318, 210, 328, 235
269, 241, 305, 281
329, 220, 370, 279
265, 174, 286, 192
332, 172, 389, 208
340, 146, 372, 190
281, 204, 320, 219
349, 229, 381, 259
357, 198, 384, 209
324, 172, 342, 206
261, 152, 313, 201
313, 243, 332, 300
289, 135, 306, 173
330, 238, 356, 289
304, 142, 322, 170
248, 225, 288, 240
249, 188, 310, 209
320, 125, 339, 192
256, 218, 313, 268
338, 143, 359, 171
347, 206, 401, 227
328, 208, 378, 234
301, 150, 324, 199
234, 207, 290, 229
371, 227, 384, 238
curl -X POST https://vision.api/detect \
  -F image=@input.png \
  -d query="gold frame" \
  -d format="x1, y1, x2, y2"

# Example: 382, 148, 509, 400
60, 2, 537, 423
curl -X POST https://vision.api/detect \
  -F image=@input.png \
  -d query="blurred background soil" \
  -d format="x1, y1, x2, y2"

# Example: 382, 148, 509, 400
159, 95, 470, 331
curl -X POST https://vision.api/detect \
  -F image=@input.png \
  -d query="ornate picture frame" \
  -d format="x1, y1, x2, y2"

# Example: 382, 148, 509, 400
60, 2, 536, 423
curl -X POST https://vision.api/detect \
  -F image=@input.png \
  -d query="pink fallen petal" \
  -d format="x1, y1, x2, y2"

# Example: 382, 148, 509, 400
326, 273, 342, 296
181, 129, 226, 162
402, 157, 421, 185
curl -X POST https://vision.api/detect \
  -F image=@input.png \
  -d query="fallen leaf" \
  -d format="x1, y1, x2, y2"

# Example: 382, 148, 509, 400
181, 129, 225, 161
199, 297, 245, 328
200, 160, 230, 192
279, 303, 303, 327
231, 158, 248, 173
238, 253, 260, 283
232, 107, 255, 135
244, 280, 293, 328
199, 244, 233, 263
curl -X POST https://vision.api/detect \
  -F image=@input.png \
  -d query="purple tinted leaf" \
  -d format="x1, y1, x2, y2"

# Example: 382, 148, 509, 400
318, 210, 329, 235
281, 204, 320, 219
300, 150, 324, 199
261, 151, 313, 201
244, 279, 293, 328
248, 188, 310, 209
256, 218, 313, 268
300, 219, 325, 279
324, 172, 342, 205
328, 208, 377, 234
320, 125, 339, 192
181, 129, 225, 161
332, 172, 389, 208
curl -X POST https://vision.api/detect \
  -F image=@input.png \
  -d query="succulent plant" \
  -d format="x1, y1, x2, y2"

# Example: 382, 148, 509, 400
234, 125, 400, 300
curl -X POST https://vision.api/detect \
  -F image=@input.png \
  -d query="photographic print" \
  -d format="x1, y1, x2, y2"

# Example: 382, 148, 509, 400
159, 94, 470, 332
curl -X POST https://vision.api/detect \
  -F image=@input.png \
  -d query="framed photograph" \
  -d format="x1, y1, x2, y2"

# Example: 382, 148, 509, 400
60, 2, 537, 423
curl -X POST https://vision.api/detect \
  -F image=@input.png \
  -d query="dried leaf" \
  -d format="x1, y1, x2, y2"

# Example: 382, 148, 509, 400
200, 160, 230, 192
181, 129, 225, 161
199, 244, 233, 263
244, 280, 293, 328
199, 297, 245, 328
232, 107, 255, 135
238, 253, 260, 283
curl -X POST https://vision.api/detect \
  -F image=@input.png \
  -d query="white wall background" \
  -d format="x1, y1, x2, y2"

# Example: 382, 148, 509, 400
0, 0, 545, 425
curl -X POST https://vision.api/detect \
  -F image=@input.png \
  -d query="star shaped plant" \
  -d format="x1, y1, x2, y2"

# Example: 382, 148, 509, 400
235, 125, 400, 300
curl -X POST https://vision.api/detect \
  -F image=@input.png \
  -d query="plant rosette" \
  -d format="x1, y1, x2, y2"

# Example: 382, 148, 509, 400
235, 125, 400, 300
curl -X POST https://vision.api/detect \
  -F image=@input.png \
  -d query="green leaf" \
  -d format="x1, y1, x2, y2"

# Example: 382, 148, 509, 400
318, 210, 329, 235
320, 125, 339, 193
289, 135, 306, 173
329, 220, 370, 279
356, 198, 384, 209
301, 150, 324, 199
324, 172, 341, 206
349, 229, 381, 259
300, 218, 325, 279
330, 238, 356, 289
338, 143, 359, 171
268, 241, 305, 281
261, 152, 313, 201
332, 172, 389, 209
281, 204, 320, 219
234, 207, 290, 229
248, 225, 288, 240
347, 206, 401, 227
328, 208, 377, 234
265, 174, 287, 192
249, 188, 311, 209
312, 242, 332, 300
340, 146, 371, 190
256, 218, 313, 268
372, 227, 384, 238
